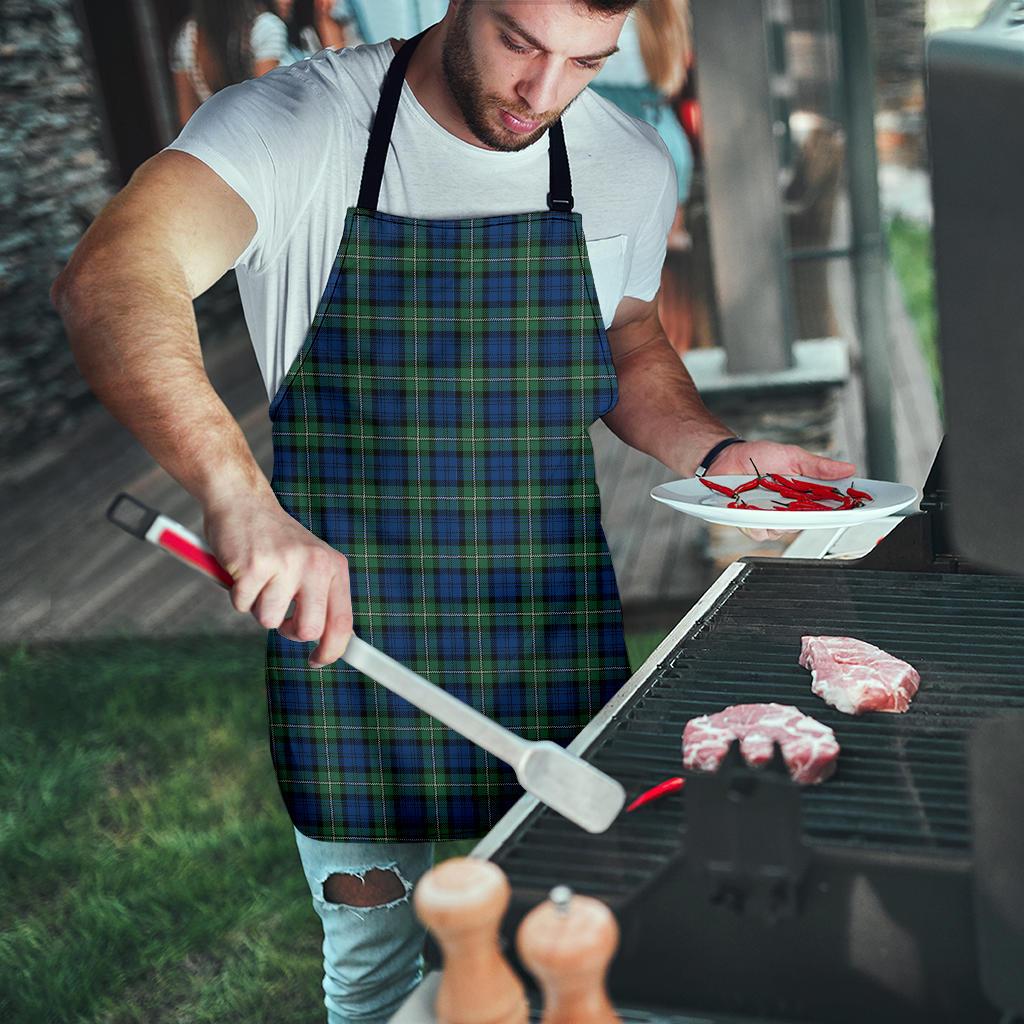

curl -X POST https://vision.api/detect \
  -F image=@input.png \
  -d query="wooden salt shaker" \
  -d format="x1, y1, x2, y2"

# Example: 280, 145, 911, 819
516, 885, 621, 1024
413, 857, 528, 1024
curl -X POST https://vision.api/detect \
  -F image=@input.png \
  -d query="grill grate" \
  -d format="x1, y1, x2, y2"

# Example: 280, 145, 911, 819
492, 563, 1024, 898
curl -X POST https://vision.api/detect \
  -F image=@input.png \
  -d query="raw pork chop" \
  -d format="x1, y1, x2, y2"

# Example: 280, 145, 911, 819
799, 636, 920, 716
682, 703, 839, 785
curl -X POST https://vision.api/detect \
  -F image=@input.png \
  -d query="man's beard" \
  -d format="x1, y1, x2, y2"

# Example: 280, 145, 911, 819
441, 5, 564, 151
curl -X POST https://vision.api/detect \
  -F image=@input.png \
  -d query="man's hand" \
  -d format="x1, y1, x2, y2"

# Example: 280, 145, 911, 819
203, 493, 353, 668
708, 440, 857, 543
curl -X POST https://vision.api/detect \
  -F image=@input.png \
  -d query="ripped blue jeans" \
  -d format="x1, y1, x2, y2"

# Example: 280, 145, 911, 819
293, 827, 435, 1024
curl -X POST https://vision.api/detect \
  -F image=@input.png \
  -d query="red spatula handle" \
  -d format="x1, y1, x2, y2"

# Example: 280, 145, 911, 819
105, 493, 627, 832
106, 492, 234, 589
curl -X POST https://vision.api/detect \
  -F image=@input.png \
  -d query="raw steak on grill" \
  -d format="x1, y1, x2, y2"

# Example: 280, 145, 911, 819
799, 635, 920, 716
682, 703, 840, 785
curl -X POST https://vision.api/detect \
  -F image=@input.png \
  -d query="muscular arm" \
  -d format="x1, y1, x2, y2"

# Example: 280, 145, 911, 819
602, 294, 733, 477
52, 150, 354, 663
52, 149, 264, 509
602, 293, 856, 490
315, 0, 349, 48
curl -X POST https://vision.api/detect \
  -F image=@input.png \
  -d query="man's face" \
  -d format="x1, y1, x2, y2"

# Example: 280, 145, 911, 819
441, 1, 627, 151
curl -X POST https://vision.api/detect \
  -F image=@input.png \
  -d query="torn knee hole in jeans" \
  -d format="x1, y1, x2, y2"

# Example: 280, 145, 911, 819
319, 865, 412, 915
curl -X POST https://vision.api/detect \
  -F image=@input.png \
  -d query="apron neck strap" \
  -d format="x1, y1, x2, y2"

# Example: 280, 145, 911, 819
357, 29, 575, 215
546, 120, 573, 213
358, 29, 427, 212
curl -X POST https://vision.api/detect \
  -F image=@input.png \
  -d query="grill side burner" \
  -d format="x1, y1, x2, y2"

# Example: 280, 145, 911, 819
477, 562, 1024, 1022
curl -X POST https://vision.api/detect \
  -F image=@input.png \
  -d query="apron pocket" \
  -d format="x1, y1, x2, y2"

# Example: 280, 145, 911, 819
583, 234, 627, 329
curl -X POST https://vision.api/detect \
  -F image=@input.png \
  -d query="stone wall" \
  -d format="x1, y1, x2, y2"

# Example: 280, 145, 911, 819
0, 0, 245, 469
0, 0, 115, 465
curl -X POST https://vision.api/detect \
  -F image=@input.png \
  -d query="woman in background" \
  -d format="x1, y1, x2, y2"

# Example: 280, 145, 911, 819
170, 1, 289, 128
591, 0, 693, 214
591, 0, 695, 350
276, 0, 350, 63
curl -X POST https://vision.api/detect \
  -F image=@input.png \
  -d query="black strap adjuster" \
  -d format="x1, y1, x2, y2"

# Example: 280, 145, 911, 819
546, 192, 574, 212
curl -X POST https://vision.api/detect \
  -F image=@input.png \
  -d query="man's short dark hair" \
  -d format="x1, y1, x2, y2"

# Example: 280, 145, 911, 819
576, 0, 640, 15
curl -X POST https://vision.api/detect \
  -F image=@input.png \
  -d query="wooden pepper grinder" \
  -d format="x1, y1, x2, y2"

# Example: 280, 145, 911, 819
516, 885, 621, 1024
413, 857, 528, 1024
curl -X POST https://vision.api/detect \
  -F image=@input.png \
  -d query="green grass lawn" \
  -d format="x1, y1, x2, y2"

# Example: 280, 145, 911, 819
1, 630, 666, 1023
886, 215, 942, 414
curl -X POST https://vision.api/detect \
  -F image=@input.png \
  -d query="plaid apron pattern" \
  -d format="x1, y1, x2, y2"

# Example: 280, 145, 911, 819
266, 205, 630, 839
263, 31, 629, 841
266, 208, 630, 841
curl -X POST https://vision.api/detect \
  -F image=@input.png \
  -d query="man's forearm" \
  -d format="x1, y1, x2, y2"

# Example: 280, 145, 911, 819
53, 256, 272, 512
601, 333, 735, 477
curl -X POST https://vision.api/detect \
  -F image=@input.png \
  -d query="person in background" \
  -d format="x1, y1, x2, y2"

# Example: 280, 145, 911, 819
275, 0, 351, 63
591, 0, 693, 232
170, 0, 289, 128
592, 0, 693, 349
337, 0, 448, 45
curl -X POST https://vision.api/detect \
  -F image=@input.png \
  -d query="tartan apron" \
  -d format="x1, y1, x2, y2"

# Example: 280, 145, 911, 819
265, 30, 630, 841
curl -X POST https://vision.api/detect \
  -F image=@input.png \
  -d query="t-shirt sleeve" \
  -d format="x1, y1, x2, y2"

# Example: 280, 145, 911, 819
623, 139, 678, 302
169, 23, 190, 74
164, 65, 338, 273
251, 11, 289, 63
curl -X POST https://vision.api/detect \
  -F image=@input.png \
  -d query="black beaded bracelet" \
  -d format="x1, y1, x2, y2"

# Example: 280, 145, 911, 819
694, 437, 745, 478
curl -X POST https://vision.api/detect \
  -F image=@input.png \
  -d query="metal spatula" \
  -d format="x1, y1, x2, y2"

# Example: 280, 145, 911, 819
107, 493, 626, 834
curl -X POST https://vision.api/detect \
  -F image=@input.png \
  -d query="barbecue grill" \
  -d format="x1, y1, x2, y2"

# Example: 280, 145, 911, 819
471, 448, 1024, 1022
397, 8, 1024, 1022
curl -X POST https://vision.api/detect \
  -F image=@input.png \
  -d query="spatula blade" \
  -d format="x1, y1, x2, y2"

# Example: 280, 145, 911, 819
516, 741, 625, 834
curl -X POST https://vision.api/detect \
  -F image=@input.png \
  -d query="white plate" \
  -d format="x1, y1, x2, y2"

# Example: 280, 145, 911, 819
650, 476, 920, 530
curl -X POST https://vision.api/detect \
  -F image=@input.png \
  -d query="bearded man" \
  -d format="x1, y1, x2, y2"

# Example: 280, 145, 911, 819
52, 2, 854, 1020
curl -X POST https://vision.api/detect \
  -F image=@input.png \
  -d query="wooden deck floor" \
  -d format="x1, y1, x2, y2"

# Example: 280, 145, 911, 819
0, 326, 272, 644
1, 240, 940, 644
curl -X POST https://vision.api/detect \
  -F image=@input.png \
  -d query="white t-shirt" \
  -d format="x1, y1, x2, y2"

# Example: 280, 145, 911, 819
167, 40, 676, 402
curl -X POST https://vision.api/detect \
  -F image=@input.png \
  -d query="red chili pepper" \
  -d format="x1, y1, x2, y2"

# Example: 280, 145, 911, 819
847, 485, 873, 502
762, 480, 818, 500
780, 498, 833, 511
776, 474, 844, 498
626, 777, 686, 812
699, 478, 737, 498
735, 478, 762, 494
